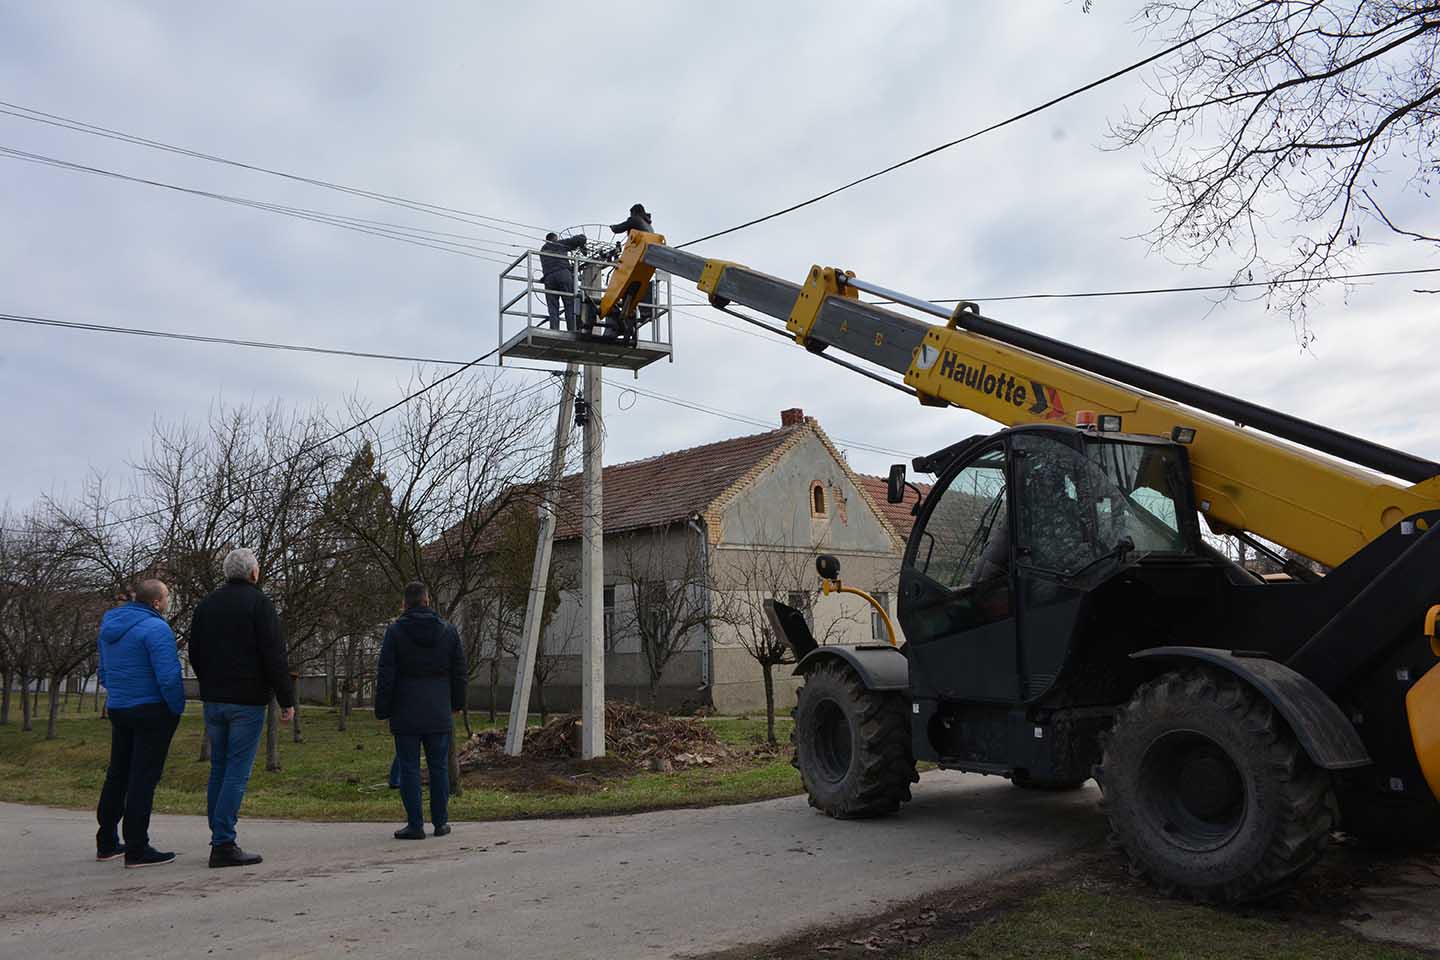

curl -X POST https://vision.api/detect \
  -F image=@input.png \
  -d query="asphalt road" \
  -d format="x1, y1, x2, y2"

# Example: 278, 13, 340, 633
0, 771, 1104, 959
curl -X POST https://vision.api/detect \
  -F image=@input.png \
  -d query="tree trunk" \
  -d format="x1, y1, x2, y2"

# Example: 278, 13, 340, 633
264, 697, 281, 772
93, 678, 101, 714
337, 684, 350, 732
448, 717, 462, 797
198, 726, 211, 762
461, 708, 473, 738
487, 656, 498, 724
761, 661, 777, 747
1, 671, 11, 724
536, 681, 548, 727
291, 705, 304, 744
20, 675, 33, 732
45, 676, 62, 739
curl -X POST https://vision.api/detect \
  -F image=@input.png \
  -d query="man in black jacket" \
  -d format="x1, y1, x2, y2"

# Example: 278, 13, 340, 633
375, 582, 466, 839
189, 547, 296, 868
539, 231, 587, 331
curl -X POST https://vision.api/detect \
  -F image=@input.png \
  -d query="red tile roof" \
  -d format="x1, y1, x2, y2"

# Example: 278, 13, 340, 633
550, 425, 805, 540
857, 475, 930, 543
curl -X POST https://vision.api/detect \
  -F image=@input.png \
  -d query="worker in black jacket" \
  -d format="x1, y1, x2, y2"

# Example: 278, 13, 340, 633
539, 231, 587, 331
375, 582, 466, 840
189, 547, 295, 868
608, 203, 654, 236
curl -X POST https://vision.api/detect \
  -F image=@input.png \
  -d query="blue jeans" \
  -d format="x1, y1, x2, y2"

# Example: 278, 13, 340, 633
204, 703, 266, 846
394, 733, 450, 830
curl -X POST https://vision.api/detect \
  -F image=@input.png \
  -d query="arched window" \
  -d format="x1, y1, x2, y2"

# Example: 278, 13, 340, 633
811, 482, 827, 517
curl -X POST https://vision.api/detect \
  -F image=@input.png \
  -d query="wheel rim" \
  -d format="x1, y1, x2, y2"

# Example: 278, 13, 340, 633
1137, 730, 1247, 852
811, 698, 853, 783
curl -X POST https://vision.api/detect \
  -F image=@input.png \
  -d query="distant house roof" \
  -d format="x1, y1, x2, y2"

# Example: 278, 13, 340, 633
439, 412, 906, 554
856, 475, 930, 543
550, 423, 804, 541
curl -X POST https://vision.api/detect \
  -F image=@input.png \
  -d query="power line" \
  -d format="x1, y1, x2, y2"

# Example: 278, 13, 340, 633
0, 98, 548, 239
872, 266, 1440, 306
90, 342, 516, 531
0, 144, 524, 266
4, 307, 913, 459
679, 0, 1275, 247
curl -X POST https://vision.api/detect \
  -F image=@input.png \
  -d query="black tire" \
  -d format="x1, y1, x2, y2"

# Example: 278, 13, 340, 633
1011, 773, 1089, 791
792, 661, 917, 818
1099, 667, 1338, 903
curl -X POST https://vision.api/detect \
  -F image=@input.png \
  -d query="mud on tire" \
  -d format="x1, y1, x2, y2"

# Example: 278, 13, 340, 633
1098, 667, 1338, 903
791, 660, 917, 818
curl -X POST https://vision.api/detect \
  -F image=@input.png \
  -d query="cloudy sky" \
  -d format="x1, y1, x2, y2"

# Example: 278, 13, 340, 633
2, 1, 1436, 512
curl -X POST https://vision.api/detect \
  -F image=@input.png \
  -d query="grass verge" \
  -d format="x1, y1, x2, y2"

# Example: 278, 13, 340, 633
0, 698, 801, 821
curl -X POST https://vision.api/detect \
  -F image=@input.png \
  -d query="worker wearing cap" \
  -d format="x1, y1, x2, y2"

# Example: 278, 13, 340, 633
539, 231, 587, 331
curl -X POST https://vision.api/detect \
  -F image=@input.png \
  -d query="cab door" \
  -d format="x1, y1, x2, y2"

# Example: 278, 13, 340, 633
898, 443, 1020, 702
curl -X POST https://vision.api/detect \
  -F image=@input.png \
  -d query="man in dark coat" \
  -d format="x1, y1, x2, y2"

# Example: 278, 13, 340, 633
539, 231, 587, 331
189, 547, 295, 868
375, 582, 466, 839
608, 203, 654, 236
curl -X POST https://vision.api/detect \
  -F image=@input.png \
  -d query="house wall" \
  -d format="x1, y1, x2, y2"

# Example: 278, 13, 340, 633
468, 431, 909, 716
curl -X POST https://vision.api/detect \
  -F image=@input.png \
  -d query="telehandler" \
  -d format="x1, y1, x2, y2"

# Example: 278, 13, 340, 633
598, 231, 1440, 901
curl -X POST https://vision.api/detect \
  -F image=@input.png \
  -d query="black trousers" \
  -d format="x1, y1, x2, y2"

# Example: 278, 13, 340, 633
96, 702, 180, 851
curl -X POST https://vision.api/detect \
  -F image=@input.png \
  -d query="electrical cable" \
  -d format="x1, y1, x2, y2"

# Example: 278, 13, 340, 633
870, 266, 1440, 306
0, 145, 523, 265
89, 342, 514, 531
679, 0, 1276, 247
4, 307, 912, 459
0, 98, 548, 238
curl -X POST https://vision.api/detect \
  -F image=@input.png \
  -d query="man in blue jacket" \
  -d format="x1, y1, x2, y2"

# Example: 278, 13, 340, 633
95, 578, 185, 868
375, 582, 466, 840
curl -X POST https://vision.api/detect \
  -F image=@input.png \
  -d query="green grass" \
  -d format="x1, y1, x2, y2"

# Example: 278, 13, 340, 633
0, 696, 801, 821
916, 888, 1426, 960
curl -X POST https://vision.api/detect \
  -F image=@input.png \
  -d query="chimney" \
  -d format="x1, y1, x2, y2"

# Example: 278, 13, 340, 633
780, 408, 805, 427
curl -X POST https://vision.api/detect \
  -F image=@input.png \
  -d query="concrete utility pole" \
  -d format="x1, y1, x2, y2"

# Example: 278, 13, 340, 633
580, 364, 605, 758
505, 364, 578, 756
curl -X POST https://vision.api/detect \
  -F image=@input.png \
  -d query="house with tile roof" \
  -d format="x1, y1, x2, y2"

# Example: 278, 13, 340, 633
468, 408, 914, 714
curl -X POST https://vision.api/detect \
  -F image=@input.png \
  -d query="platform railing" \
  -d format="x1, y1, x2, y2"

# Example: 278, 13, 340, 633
498, 247, 673, 365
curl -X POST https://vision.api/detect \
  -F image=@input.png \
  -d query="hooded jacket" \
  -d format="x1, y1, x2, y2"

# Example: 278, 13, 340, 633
189, 579, 296, 707
374, 606, 466, 735
96, 602, 185, 715
609, 211, 654, 235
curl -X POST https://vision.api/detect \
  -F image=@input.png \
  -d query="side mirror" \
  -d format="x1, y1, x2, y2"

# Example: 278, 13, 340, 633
815, 554, 841, 581
887, 464, 907, 504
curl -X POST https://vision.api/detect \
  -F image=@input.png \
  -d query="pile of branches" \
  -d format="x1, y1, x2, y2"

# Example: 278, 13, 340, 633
459, 702, 728, 770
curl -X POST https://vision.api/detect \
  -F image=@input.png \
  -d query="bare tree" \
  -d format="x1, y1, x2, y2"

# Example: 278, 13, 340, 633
328, 370, 558, 793
0, 506, 106, 738
613, 525, 727, 707
1110, 0, 1440, 333
716, 532, 860, 746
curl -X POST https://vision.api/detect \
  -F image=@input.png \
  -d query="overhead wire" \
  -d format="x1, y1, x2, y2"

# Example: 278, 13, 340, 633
870, 266, 1440, 306
88, 341, 518, 531
0, 98, 548, 239
0, 145, 522, 265
4, 307, 915, 459
678, 0, 1276, 247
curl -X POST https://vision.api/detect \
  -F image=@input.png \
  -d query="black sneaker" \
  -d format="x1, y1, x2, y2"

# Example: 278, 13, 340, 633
393, 825, 426, 840
208, 843, 263, 868
97, 841, 127, 862
124, 847, 176, 869
432, 824, 451, 837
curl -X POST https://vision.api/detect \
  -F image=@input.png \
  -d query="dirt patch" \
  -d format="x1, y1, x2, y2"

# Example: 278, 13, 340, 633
457, 703, 756, 792
460, 754, 637, 794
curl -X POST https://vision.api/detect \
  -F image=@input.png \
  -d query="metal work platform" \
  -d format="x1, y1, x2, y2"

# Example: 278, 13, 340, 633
498, 236, 673, 372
